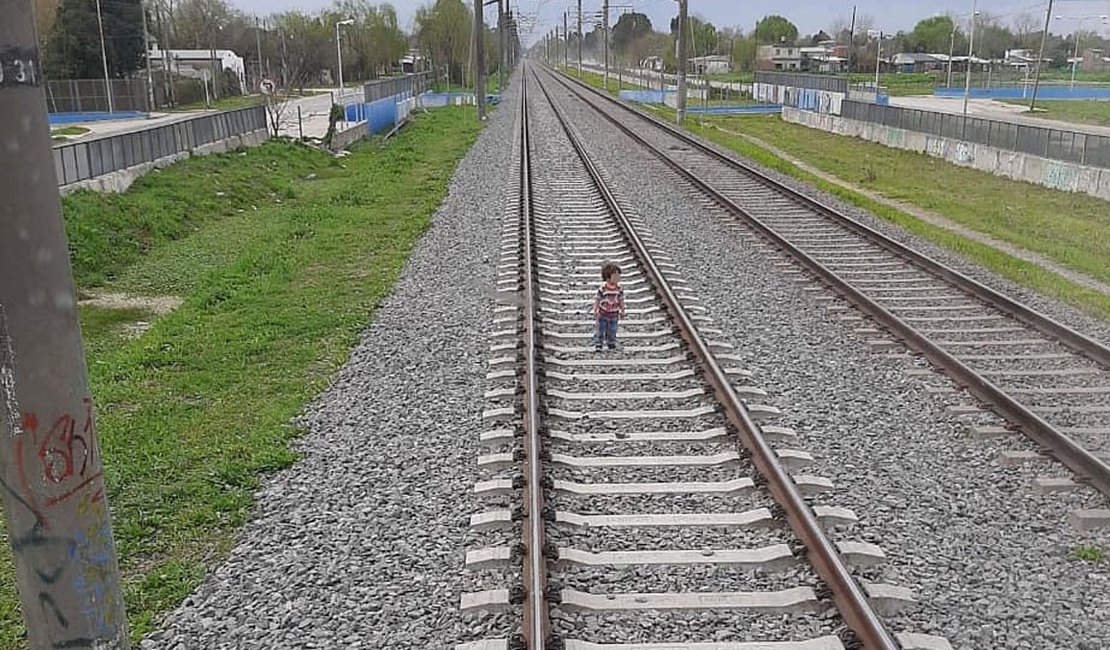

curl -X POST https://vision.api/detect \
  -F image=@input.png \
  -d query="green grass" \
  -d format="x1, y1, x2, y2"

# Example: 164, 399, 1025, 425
1073, 545, 1107, 563
61, 143, 323, 287
1001, 99, 1110, 127
51, 125, 90, 136
168, 94, 262, 113
680, 113, 1110, 318
0, 107, 482, 649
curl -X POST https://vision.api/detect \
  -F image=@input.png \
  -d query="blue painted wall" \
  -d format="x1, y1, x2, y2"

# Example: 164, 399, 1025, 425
49, 111, 147, 125
934, 86, 1110, 100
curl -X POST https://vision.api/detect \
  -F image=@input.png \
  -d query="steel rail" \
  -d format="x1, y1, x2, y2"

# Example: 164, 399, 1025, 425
543, 67, 1110, 500
529, 63, 902, 650
557, 71, 1110, 372
519, 70, 552, 649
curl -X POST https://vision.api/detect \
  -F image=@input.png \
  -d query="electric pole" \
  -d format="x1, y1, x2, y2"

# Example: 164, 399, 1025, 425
603, 0, 610, 91
676, 0, 688, 124
1029, 0, 1054, 112
564, 11, 569, 70
1, 3, 130, 648
577, 0, 583, 75
255, 17, 263, 88
498, 0, 505, 90
141, 0, 155, 110
473, 0, 487, 120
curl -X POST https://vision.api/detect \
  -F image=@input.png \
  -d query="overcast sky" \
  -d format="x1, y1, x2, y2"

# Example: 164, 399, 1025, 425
228, 0, 1110, 44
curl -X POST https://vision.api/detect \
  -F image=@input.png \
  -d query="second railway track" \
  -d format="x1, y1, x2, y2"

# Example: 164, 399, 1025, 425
456, 63, 953, 650
538, 66, 1110, 526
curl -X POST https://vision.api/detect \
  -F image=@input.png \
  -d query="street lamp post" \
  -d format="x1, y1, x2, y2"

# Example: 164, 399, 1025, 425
335, 18, 355, 94
870, 30, 883, 88
946, 26, 956, 88
961, 2, 981, 138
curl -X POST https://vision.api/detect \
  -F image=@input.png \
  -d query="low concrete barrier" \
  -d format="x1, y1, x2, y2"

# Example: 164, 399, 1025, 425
59, 128, 269, 195
783, 107, 1110, 201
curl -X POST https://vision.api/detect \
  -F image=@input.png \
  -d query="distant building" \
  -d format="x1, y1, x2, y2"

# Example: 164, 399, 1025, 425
149, 47, 247, 94
758, 41, 847, 73
400, 50, 427, 74
690, 55, 732, 74
757, 44, 802, 71
892, 52, 948, 74
1082, 48, 1110, 72
800, 45, 847, 73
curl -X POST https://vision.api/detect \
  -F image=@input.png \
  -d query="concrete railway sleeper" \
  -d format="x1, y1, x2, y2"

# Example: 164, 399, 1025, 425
454, 65, 952, 650
541, 66, 1110, 531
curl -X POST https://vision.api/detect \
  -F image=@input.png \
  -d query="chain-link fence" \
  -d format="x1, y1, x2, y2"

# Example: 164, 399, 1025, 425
841, 99, 1110, 169
45, 79, 152, 113
363, 72, 432, 103
53, 105, 267, 187
755, 71, 848, 94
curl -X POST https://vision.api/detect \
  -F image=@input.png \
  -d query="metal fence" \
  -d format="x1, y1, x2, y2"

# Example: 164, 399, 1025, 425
45, 79, 151, 113
52, 105, 267, 187
755, 71, 847, 94
841, 100, 1110, 169
363, 72, 432, 103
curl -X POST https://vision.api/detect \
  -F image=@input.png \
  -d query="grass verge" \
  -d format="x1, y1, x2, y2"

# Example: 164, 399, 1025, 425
682, 114, 1110, 319
1001, 99, 1110, 128
0, 107, 482, 649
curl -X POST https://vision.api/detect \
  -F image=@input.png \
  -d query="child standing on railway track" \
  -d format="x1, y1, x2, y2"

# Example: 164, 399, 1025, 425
594, 262, 626, 351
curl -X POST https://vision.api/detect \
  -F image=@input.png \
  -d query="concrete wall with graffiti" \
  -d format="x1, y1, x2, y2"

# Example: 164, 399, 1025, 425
783, 107, 1110, 202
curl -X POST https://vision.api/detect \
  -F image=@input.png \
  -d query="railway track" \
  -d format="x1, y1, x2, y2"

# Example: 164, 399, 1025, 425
457, 65, 952, 650
539, 66, 1110, 530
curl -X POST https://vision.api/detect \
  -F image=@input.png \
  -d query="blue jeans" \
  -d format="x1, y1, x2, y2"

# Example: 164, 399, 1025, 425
595, 315, 619, 349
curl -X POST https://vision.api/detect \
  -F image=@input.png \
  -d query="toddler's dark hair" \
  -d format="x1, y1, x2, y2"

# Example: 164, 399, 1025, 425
601, 262, 621, 281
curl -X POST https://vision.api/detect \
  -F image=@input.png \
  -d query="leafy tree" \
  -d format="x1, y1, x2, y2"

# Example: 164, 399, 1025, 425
336, 1, 408, 79
907, 15, 956, 53
975, 15, 1016, 60
731, 35, 757, 72
752, 15, 797, 45
612, 12, 652, 57
272, 11, 333, 91
45, 0, 146, 78
669, 16, 718, 58
415, 0, 471, 85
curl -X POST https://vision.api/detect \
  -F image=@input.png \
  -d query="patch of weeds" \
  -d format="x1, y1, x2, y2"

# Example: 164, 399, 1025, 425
1073, 545, 1107, 563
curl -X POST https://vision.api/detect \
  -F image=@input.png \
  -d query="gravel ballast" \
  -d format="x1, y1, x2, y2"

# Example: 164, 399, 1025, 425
140, 94, 519, 649
548, 77, 1110, 649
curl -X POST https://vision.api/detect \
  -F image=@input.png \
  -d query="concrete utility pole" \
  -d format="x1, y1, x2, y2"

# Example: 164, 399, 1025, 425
564, 12, 569, 69
1029, 0, 1054, 112
577, 0, 583, 75
498, 0, 504, 91
676, 0, 688, 124
474, 0, 487, 120
141, 0, 155, 110
255, 17, 263, 88
94, 0, 114, 112
847, 5, 856, 76
603, 0, 610, 90
0, 3, 130, 649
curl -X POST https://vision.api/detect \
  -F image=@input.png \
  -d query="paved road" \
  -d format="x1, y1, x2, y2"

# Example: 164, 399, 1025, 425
890, 95, 1110, 137
54, 88, 364, 144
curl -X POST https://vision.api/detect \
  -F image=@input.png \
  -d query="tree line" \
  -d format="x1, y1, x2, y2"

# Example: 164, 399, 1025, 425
556, 10, 1110, 75
38, 0, 513, 93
